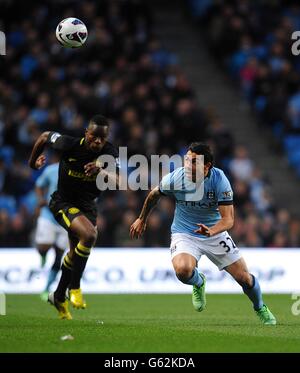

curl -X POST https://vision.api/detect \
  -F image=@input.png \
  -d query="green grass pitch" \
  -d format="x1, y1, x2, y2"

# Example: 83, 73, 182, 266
1, 294, 300, 352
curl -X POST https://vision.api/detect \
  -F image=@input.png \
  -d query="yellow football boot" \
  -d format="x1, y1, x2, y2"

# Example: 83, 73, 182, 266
69, 288, 87, 309
48, 292, 72, 320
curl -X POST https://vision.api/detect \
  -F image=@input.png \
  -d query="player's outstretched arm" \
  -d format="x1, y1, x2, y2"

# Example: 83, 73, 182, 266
28, 131, 51, 170
194, 204, 234, 237
130, 186, 162, 239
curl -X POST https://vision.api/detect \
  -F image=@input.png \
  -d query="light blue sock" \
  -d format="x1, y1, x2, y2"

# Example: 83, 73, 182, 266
242, 275, 264, 311
179, 269, 204, 287
45, 269, 59, 291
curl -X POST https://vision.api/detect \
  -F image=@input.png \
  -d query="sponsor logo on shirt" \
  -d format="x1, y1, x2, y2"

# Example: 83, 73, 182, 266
177, 200, 217, 208
68, 169, 97, 181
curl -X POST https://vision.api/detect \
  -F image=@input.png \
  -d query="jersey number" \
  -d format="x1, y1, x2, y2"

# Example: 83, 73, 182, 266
219, 237, 236, 253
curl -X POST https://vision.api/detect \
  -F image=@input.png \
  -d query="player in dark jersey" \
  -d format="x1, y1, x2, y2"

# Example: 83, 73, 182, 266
29, 115, 119, 319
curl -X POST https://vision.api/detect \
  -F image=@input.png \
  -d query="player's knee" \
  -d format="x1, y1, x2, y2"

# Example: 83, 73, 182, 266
81, 226, 97, 245
175, 266, 194, 283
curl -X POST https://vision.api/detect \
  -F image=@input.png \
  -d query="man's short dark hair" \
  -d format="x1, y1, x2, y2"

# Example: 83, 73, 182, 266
188, 142, 214, 166
89, 114, 109, 128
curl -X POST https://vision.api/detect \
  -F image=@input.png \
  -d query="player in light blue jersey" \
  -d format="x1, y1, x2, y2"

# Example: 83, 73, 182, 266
35, 155, 68, 301
130, 143, 276, 325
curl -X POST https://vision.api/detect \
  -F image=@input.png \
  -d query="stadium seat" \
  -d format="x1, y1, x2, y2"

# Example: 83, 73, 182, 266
283, 135, 300, 152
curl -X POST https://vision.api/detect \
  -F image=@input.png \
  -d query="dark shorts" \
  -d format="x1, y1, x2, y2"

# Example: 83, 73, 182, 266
49, 191, 97, 232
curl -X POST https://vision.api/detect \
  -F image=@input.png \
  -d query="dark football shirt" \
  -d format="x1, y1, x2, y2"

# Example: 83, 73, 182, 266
47, 132, 119, 210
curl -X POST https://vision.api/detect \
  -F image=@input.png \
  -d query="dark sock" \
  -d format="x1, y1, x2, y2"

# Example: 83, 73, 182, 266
54, 253, 73, 302
69, 243, 91, 289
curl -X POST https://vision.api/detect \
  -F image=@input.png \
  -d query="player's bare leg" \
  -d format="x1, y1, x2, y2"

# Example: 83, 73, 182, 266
225, 258, 276, 325
66, 215, 97, 309
172, 253, 206, 312
49, 214, 96, 316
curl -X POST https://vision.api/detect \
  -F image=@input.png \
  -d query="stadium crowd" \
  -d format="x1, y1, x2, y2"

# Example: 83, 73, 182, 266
1, 0, 300, 248
190, 0, 300, 175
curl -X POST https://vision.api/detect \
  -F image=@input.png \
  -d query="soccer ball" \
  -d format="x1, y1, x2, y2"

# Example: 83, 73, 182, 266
56, 17, 88, 48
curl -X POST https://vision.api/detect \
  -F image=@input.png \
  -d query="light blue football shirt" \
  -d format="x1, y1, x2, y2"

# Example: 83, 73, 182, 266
159, 167, 233, 238
35, 163, 59, 225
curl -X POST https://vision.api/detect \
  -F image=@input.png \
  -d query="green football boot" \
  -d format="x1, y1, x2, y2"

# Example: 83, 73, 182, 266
256, 304, 276, 325
192, 273, 206, 312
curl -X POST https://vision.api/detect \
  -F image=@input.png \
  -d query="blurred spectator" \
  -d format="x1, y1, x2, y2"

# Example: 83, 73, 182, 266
269, 232, 289, 248
194, 0, 300, 175
229, 145, 254, 182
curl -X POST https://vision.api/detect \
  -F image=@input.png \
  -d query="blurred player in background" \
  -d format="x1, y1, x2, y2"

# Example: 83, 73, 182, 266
130, 142, 276, 325
35, 153, 68, 301
29, 114, 119, 320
